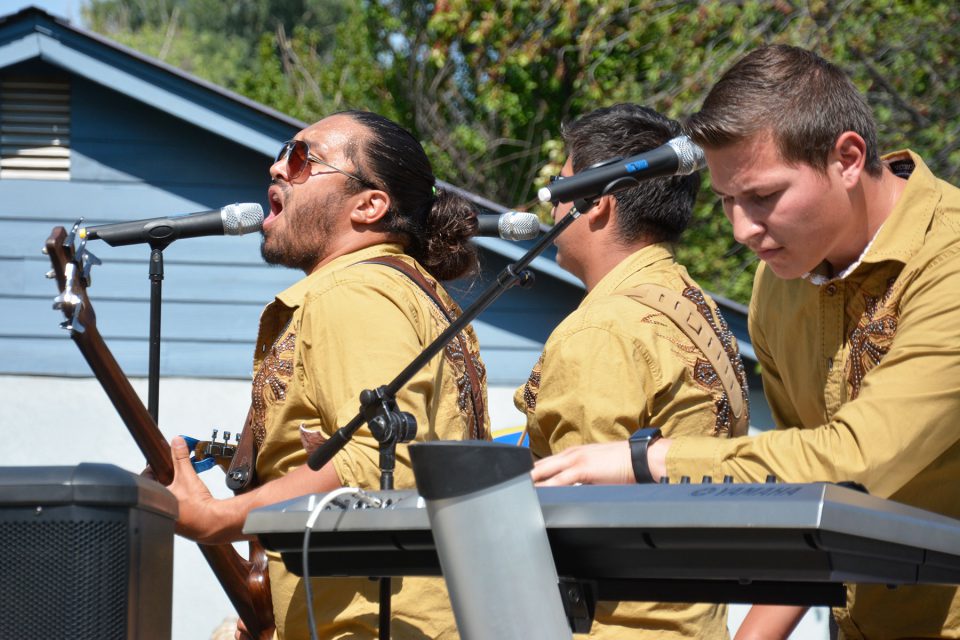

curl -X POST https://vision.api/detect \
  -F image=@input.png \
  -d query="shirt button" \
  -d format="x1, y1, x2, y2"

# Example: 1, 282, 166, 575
825, 283, 838, 296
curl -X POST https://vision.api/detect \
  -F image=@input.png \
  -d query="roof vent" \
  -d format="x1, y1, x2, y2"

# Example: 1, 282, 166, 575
1, 76, 71, 180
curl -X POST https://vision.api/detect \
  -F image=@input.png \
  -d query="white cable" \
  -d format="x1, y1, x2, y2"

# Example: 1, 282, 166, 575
302, 488, 382, 640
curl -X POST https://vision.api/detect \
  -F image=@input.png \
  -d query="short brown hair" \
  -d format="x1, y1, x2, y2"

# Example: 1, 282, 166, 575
563, 103, 699, 244
686, 45, 882, 176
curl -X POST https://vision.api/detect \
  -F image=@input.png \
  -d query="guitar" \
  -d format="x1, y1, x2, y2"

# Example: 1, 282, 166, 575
46, 223, 275, 639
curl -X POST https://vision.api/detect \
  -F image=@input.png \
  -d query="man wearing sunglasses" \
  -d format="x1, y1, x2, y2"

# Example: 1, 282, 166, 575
533, 45, 960, 639
165, 111, 488, 639
516, 103, 749, 639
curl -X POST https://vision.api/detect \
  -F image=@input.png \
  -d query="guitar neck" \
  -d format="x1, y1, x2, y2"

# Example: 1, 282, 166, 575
72, 328, 174, 483
73, 323, 272, 637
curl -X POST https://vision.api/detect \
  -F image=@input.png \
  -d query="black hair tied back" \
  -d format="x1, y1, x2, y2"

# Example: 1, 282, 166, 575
340, 110, 479, 280
422, 185, 479, 281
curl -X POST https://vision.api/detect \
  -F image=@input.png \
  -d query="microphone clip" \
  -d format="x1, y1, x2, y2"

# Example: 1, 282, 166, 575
360, 386, 417, 490
361, 386, 417, 448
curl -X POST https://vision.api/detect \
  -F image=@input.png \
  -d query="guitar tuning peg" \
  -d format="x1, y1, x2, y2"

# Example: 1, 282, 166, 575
45, 270, 56, 279
223, 431, 231, 443
235, 433, 241, 443
211, 429, 218, 441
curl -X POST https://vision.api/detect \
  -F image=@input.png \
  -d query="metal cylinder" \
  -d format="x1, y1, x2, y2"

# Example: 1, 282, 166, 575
410, 441, 571, 640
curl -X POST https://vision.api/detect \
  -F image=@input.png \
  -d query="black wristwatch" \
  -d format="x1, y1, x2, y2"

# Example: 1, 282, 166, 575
629, 427, 662, 484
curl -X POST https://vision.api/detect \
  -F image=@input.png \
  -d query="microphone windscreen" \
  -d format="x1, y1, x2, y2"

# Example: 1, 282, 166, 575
222, 202, 264, 235
498, 211, 541, 241
668, 136, 707, 175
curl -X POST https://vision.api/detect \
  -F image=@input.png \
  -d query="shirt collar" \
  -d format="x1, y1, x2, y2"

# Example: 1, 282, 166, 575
274, 242, 407, 308
586, 242, 676, 300
804, 230, 881, 285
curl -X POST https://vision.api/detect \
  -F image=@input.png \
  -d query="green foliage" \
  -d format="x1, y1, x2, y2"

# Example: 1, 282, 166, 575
83, 0, 960, 304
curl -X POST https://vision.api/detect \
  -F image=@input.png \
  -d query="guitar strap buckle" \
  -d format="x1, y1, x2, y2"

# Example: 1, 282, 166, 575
226, 406, 258, 492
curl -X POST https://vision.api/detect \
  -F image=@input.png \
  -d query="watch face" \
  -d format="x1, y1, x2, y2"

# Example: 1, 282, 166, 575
630, 427, 662, 442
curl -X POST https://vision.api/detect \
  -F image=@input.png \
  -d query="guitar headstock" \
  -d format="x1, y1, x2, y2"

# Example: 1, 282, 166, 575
45, 222, 102, 334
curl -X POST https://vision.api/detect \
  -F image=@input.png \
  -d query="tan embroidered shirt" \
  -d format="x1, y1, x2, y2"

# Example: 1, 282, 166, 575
252, 243, 488, 639
666, 151, 960, 639
515, 243, 747, 639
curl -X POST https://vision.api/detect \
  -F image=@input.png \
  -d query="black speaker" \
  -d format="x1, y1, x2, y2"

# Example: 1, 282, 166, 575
0, 463, 177, 640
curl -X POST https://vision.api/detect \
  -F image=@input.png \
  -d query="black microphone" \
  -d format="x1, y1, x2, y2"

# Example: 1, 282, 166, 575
475, 211, 541, 241
79, 203, 264, 247
537, 136, 705, 205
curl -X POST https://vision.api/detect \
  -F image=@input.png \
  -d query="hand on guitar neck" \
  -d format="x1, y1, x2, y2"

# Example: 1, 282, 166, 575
168, 435, 269, 544
165, 434, 342, 544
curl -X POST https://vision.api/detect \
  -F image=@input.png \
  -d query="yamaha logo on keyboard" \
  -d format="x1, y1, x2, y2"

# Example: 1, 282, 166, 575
689, 485, 804, 497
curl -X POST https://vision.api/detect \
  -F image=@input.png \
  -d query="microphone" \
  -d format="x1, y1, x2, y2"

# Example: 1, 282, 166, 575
537, 136, 705, 205
475, 211, 541, 241
79, 202, 264, 247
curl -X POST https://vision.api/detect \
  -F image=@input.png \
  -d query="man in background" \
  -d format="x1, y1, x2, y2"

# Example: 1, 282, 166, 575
518, 103, 749, 638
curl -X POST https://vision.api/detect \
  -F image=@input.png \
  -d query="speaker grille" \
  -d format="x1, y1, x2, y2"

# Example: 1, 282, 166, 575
0, 517, 129, 638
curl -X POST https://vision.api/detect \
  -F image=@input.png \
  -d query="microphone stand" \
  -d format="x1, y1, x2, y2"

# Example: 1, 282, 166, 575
305, 205, 583, 639
147, 241, 171, 424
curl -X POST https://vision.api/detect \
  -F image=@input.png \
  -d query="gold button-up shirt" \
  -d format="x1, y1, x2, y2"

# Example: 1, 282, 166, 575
666, 151, 960, 638
516, 243, 748, 639
252, 243, 488, 639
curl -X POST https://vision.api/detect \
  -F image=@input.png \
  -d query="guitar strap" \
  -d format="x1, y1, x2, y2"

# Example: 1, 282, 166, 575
619, 284, 749, 436
225, 405, 257, 492
360, 256, 488, 439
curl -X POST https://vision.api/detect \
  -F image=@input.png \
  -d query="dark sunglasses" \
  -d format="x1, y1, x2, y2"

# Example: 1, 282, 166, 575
276, 139, 373, 187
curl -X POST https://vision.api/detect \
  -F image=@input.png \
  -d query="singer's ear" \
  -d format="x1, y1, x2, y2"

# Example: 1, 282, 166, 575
349, 189, 391, 225
832, 131, 866, 189
585, 194, 615, 223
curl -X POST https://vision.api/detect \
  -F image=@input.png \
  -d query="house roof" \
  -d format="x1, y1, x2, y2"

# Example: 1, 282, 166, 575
0, 6, 301, 155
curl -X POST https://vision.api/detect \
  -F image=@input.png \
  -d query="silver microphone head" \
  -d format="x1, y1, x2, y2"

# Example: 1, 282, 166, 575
221, 202, 264, 235
499, 211, 541, 241
666, 136, 706, 175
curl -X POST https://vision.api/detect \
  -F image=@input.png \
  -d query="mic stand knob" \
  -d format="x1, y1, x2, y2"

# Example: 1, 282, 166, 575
517, 270, 536, 289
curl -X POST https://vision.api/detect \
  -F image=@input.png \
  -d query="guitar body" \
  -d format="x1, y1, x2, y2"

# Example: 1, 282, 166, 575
46, 225, 275, 639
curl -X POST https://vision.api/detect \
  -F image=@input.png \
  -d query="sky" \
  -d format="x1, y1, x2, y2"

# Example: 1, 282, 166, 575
6, 0, 89, 25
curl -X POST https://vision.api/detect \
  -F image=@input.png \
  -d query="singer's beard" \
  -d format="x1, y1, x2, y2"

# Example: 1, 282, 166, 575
261, 191, 342, 273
